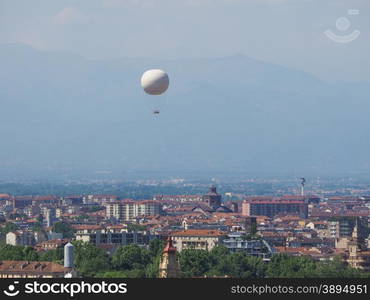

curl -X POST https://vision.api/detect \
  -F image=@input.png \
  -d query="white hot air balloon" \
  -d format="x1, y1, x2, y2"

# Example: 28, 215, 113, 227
141, 69, 169, 95
140, 69, 169, 114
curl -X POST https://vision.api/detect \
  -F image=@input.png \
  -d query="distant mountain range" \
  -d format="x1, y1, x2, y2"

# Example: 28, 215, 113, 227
0, 43, 369, 179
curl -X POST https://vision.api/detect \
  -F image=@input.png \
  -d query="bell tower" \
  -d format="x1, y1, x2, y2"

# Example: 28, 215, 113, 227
202, 185, 222, 210
159, 237, 181, 278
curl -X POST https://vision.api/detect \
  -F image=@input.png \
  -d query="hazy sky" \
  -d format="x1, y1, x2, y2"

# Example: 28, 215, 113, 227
0, 0, 369, 81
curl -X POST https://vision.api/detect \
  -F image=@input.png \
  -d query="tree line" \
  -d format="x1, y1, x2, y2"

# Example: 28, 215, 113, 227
0, 240, 369, 278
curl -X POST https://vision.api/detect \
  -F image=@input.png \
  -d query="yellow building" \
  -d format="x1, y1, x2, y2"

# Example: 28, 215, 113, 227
171, 229, 226, 252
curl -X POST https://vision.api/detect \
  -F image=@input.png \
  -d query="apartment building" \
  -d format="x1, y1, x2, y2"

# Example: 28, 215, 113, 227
105, 200, 162, 221
73, 225, 152, 246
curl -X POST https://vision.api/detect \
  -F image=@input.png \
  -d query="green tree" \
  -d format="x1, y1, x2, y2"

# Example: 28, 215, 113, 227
266, 254, 317, 278
73, 241, 111, 277
39, 248, 64, 262
149, 238, 165, 257
226, 252, 266, 278
0, 244, 25, 260
97, 269, 145, 278
52, 222, 75, 238
316, 256, 364, 278
179, 249, 211, 277
23, 246, 39, 261
32, 222, 43, 232
145, 255, 162, 278
0, 222, 19, 235
112, 244, 150, 270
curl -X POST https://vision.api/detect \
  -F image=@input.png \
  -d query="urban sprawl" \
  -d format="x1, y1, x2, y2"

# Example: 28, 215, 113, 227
0, 184, 370, 278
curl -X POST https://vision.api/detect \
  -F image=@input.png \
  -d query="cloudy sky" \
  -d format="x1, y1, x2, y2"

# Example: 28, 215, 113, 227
0, 0, 369, 82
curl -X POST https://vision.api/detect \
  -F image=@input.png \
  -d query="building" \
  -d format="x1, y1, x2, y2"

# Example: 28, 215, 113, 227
61, 196, 84, 206
0, 243, 75, 278
244, 216, 257, 235
84, 194, 118, 205
202, 186, 222, 210
44, 207, 56, 227
105, 200, 162, 221
329, 217, 368, 238
346, 242, 370, 271
12, 196, 33, 208
171, 229, 226, 252
6, 231, 35, 246
158, 237, 181, 278
0, 261, 73, 278
23, 206, 41, 218
73, 225, 152, 246
345, 222, 370, 271
222, 233, 274, 259
242, 199, 308, 218
136, 200, 163, 217
36, 239, 69, 251
230, 202, 239, 213
11, 195, 59, 209
6, 230, 57, 246
153, 194, 203, 203
330, 217, 368, 250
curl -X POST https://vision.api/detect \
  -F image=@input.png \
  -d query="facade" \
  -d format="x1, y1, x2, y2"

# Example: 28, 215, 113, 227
153, 194, 203, 203
36, 239, 69, 251
11, 195, 58, 209
12, 196, 33, 208
6, 231, 57, 246
329, 217, 367, 238
6, 231, 35, 246
330, 217, 368, 250
242, 199, 308, 218
136, 200, 162, 216
84, 194, 118, 205
61, 196, 84, 205
171, 229, 226, 252
73, 225, 152, 246
105, 200, 162, 221
44, 207, 56, 227
222, 234, 274, 259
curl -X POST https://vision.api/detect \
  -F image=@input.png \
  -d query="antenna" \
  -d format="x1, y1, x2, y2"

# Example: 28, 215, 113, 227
300, 178, 306, 196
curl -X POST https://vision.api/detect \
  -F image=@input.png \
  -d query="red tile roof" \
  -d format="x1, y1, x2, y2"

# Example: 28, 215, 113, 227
0, 261, 69, 273
171, 229, 226, 237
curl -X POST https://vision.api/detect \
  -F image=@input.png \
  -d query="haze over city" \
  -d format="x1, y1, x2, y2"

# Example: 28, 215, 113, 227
0, 0, 370, 180
1, 0, 370, 287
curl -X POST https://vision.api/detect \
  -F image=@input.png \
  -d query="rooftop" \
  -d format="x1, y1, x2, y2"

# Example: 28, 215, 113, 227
0, 261, 69, 273
171, 229, 226, 237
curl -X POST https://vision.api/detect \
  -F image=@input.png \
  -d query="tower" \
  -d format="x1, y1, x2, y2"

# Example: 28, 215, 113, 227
202, 185, 222, 210
158, 237, 181, 278
245, 216, 257, 235
300, 178, 306, 196
64, 242, 74, 269
45, 208, 56, 227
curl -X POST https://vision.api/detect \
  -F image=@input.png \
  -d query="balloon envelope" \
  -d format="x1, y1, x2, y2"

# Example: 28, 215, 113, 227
141, 69, 169, 95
